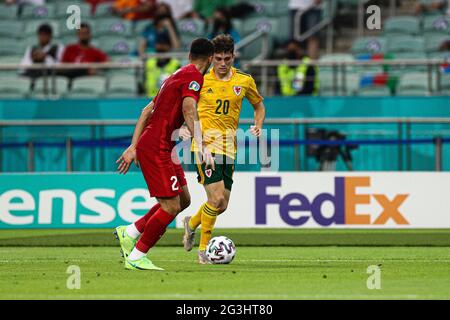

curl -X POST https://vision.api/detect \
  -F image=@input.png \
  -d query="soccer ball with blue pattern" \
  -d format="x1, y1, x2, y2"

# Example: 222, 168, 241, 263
206, 236, 236, 264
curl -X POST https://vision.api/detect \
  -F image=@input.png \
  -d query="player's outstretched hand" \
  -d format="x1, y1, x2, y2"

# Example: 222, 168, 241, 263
250, 125, 261, 137
116, 146, 138, 174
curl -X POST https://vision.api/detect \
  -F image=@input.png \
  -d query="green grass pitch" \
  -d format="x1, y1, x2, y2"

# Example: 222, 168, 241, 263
0, 229, 449, 300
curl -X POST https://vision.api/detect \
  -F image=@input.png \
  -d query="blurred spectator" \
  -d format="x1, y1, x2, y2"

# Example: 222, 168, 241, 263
20, 23, 64, 78
289, 0, 322, 59
61, 23, 108, 78
192, 0, 235, 20
414, 0, 449, 15
277, 39, 318, 96
138, 2, 180, 57
157, 0, 193, 19
207, 7, 240, 44
145, 34, 180, 96
113, 0, 156, 20
439, 39, 450, 51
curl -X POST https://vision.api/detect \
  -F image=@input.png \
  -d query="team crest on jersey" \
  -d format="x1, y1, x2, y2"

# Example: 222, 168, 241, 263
188, 81, 200, 91
205, 169, 212, 178
233, 86, 242, 96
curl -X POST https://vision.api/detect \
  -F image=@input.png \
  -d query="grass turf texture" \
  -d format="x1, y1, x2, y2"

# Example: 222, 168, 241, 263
0, 229, 449, 299
1, 246, 449, 299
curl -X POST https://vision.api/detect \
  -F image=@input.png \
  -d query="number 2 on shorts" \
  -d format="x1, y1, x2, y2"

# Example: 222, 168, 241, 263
170, 176, 179, 191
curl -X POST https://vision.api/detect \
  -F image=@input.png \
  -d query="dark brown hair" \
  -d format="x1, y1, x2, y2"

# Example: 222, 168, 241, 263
212, 34, 234, 54
189, 38, 214, 60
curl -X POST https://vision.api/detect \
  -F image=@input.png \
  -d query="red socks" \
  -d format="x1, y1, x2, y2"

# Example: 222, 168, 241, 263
134, 203, 161, 233
135, 207, 174, 253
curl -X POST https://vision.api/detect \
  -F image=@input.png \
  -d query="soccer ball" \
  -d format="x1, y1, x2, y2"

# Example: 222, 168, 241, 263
206, 236, 236, 264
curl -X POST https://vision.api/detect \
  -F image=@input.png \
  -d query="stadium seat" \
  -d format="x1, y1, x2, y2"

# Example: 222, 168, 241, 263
423, 15, 450, 35
427, 51, 450, 59
274, 15, 291, 43
98, 37, 136, 57
357, 86, 391, 96
95, 18, 133, 37
0, 55, 22, 75
386, 36, 425, 53
65, 76, 106, 98
0, 39, 23, 56
351, 37, 385, 55
0, 4, 18, 19
21, 4, 56, 20
59, 34, 77, 46
107, 74, 137, 97
424, 34, 450, 53
319, 53, 355, 79
32, 76, 69, 99
177, 19, 206, 49
240, 17, 279, 59
250, 1, 278, 17
384, 16, 421, 36
94, 3, 114, 17
0, 21, 24, 39
397, 72, 431, 96
0, 55, 22, 64
318, 70, 358, 96
25, 20, 60, 38
0, 76, 31, 98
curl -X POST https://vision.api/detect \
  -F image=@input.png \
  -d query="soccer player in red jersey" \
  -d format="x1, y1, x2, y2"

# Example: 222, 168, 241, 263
114, 38, 215, 270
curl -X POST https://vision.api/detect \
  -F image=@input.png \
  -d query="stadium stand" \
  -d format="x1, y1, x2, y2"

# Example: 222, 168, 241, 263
0, 0, 448, 98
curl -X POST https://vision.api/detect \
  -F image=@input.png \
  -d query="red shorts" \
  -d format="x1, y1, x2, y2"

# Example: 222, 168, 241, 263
136, 148, 187, 198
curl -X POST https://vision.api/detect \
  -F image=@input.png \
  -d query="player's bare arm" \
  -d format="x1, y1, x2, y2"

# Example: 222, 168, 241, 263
116, 100, 154, 174
182, 96, 215, 170
250, 100, 266, 137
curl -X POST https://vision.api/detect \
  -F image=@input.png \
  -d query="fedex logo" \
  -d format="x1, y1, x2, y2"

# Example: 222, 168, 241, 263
255, 177, 409, 226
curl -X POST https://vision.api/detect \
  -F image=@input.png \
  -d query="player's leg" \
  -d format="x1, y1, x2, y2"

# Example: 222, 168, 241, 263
114, 203, 161, 257
199, 181, 228, 241
197, 161, 234, 262
183, 153, 222, 252
124, 149, 184, 270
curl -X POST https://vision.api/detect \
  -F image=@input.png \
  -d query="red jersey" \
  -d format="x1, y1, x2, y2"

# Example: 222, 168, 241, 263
61, 44, 109, 63
137, 64, 203, 152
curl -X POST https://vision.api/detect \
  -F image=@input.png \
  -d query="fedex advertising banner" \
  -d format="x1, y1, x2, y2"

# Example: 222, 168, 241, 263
1, 172, 449, 229
177, 172, 450, 229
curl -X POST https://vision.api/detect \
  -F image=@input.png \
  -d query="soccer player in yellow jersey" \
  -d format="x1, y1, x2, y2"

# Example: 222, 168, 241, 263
182, 34, 266, 264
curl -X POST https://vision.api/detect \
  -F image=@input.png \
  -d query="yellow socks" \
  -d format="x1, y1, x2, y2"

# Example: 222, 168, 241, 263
188, 203, 204, 231
199, 203, 220, 251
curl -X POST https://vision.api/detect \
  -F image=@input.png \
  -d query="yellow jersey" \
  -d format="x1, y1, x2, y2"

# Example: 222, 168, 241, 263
192, 67, 263, 159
